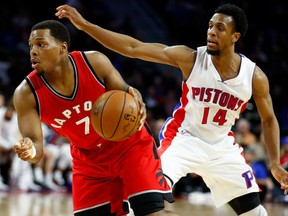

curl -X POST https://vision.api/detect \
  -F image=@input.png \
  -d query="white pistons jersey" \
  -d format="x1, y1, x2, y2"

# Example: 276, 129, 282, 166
159, 46, 256, 147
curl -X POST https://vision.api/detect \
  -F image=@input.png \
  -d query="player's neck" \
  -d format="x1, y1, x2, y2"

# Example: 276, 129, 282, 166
212, 53, 241, 81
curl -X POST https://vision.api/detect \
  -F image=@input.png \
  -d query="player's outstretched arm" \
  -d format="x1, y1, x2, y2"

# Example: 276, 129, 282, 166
55, 4, 194, 72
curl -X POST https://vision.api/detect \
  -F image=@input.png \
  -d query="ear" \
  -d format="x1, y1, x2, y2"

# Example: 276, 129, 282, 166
232, 32, 241, 43
60, 42, 68, 54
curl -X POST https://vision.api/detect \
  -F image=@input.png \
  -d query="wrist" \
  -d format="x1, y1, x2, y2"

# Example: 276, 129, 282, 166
270, 160, 281, 169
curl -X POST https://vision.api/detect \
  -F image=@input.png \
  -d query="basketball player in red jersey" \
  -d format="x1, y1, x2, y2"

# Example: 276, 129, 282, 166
12, 20, 176, 215
56, 3, 288, 216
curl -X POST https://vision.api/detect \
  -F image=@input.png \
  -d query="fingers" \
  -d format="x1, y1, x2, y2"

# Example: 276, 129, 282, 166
128, 86, 135, 97
55, 8, 67, 19
14, 139, 25, 152
128, 87, 141, 112
136, 101, 146, 131
55, 5, 70, 19
281, 176, 288, 195
55, 5, 85, 31
56, 4, 69, 12
138, 102, 146, 130
281, 184, 288, 195
14, 138, 34, 160
128, 87, 146, 130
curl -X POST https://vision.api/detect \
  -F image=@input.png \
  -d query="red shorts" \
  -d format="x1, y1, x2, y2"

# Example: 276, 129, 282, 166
71, 124, 174, 216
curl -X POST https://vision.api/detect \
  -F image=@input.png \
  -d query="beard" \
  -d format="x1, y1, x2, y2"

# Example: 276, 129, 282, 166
206, 48, 220, 56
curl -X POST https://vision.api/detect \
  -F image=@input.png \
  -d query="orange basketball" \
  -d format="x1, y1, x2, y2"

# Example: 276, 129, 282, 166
91, 90, 140, 141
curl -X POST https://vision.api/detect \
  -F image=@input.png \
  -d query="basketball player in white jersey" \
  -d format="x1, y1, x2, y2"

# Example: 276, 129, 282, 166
56, 3, 288, 215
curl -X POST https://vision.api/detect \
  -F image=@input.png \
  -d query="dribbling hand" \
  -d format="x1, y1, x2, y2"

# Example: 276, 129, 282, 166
128, 87, 146, 131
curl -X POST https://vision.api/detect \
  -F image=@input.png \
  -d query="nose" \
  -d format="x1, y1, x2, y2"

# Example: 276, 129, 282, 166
208, 27, 216, 36
30, 45, 37, 56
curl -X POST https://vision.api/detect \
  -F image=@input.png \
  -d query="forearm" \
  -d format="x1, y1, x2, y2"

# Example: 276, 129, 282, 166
79, 21, 137, 57
262, 117, 280, 167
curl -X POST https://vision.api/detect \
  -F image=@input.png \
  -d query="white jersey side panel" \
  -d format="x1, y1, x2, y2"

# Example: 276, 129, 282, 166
161, 46, 256, 145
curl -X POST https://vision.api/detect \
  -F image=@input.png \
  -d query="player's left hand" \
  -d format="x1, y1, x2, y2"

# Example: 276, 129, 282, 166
128, 87, 146, 131
271, 164, 288, 195
281, 175, 288, 195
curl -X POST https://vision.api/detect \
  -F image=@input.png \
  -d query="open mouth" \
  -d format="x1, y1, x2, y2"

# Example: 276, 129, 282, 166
207, 39, 217, 48
31, 58, 39, 69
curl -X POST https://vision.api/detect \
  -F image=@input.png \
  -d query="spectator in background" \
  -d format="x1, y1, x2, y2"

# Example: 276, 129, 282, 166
53, 137, 72, 190
280, 136, 288, 170
0, 97, 21, 191
234, 118, 258, 147
32, 124, 63, 191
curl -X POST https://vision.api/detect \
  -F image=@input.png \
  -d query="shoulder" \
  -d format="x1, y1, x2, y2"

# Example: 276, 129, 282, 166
13, 79, 36, 112
253, 66, 268, 84
196, 46, 207, 53
252, 65, 269, 97
81, 50, 117, 80
14, 79, 31, 97
164, 45, 196, 61
82, 50, 110, 63
164, 45, 196, 79
193, 46, 209, 60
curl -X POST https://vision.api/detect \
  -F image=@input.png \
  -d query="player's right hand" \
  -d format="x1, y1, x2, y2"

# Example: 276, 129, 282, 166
128, 87, 146, 131
55, 5, 87, 31
14, 137, 35, 161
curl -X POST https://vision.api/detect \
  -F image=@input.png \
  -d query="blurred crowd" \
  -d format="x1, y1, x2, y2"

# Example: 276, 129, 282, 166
1, 0, 288, 206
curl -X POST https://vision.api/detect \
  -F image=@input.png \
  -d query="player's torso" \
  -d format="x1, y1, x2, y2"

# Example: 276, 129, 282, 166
26, 51, 106, 149
174, 46, 255, 144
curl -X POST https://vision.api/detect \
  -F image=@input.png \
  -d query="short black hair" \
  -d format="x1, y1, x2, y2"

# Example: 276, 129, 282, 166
214, 3, 248, 38
32, 20, 71, 48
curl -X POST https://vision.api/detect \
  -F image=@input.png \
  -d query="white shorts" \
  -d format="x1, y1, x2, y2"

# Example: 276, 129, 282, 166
160, 128, 260, 207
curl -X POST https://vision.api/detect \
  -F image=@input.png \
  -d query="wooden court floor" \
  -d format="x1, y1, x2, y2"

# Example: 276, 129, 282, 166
0, 191, 287, 216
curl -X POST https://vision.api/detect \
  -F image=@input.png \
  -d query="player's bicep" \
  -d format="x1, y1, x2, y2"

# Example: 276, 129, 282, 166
131, 42, 172, 64
252, 67, 275, 121
86, 51, 128, 91
128, 43, 195, 70
13, 82, 43, 142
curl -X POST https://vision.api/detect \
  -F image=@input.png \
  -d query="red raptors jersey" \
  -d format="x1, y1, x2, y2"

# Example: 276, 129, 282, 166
26, 51, 107, 149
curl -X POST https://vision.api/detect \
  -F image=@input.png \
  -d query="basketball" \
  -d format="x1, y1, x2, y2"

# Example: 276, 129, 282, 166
91, 90, 140, 141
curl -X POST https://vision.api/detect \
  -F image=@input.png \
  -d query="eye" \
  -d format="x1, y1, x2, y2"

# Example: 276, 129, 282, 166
38, 42, 45, 47
218, 26, 224, 31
